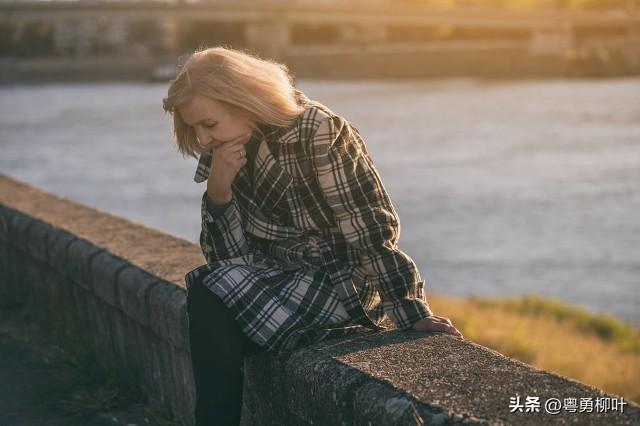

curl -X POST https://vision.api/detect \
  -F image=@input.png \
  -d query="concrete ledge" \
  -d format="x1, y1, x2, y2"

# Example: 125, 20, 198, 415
0, 174, 201, 422
244, 331, 640, 425
1, 173, 638, 425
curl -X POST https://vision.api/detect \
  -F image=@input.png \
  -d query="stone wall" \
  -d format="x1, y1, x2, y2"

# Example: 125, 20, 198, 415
1, 174, 638, 425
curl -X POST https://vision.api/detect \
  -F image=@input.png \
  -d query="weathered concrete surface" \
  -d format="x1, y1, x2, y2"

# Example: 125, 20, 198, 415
0, 174, 204, 286
0, 175, 197, 424
2, 174, 639, 426
243, 329, 640, 425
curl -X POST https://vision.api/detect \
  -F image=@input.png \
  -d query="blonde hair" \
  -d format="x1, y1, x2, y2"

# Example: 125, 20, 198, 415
162, 46, 306, 159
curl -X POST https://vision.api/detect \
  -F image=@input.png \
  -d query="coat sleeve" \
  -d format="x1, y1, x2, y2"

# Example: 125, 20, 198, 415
308, 112, 434, 331
199, 189, 251, 263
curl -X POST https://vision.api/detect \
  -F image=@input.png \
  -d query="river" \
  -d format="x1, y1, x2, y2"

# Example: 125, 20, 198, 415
1, 77, 638, 325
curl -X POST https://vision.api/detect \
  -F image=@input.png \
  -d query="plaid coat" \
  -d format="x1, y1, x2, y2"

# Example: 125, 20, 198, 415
184, 89, 434, 355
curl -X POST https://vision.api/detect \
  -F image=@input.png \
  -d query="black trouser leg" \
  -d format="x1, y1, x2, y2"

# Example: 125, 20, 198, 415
186, 280, 266, 426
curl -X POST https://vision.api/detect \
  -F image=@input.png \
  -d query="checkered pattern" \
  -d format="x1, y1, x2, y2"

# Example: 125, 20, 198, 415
185, 89, 433, 355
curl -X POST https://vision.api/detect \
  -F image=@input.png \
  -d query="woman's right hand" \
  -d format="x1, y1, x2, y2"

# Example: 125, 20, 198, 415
205, 132, 253, 203
412, 315, 464, 338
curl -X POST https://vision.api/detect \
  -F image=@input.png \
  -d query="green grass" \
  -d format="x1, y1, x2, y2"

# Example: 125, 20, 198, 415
471, 293, 640, 353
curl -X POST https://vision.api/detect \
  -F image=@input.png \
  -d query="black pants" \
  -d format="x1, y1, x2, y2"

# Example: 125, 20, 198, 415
186, 279, 267, 426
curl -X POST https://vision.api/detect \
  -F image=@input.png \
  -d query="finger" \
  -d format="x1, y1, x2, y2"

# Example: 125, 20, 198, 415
223, 132, 253, 147
235, 156, 248, 169
428, 316, 452, 326
413, 320, 447, 333
441, 317, 453, 326
429, 322, 453, 333
431, 315, 452, 325
447, 324, 463, 338
219, 145, 246, 162
228, 144, 245, 157
424, 321, 463, 338
415, 316, 464, 337
212, 133, 249, 151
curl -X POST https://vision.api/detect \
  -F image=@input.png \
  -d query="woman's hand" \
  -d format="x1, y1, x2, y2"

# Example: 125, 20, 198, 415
206, 132, 253, 203
412, 315, 464, 338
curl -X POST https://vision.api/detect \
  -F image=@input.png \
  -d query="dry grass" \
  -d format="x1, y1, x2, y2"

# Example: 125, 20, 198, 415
427, 293, 640, 404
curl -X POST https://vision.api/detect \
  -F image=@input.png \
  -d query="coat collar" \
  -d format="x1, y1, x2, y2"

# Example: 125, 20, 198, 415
193, 88, 311, 183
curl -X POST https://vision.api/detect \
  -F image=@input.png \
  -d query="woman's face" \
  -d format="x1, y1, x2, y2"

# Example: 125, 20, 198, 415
178, 94, 255, 152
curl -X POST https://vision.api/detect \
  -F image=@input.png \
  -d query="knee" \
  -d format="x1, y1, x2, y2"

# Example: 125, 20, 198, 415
187, 282, 223, 314
186, 281, 236, 324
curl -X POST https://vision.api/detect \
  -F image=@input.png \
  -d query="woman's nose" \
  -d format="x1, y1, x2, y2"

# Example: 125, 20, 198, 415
196, 139, 210, 152
195, 133, 212, 150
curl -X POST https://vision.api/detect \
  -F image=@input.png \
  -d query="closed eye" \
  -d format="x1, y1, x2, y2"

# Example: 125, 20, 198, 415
204, 123, 217, 129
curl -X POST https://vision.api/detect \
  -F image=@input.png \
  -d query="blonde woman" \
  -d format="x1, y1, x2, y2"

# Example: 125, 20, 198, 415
163, 46, 463, 426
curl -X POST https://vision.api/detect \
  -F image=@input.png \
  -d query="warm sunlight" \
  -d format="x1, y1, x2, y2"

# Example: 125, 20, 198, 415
1, 0, 638, 424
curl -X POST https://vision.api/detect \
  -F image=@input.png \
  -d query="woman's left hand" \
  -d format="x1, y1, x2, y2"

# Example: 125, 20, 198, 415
411, 315, 464, 339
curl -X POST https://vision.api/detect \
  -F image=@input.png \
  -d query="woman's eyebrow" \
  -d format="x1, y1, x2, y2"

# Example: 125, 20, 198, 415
186, 118, 217, 126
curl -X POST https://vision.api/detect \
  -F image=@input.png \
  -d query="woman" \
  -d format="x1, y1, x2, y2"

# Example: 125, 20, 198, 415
163, 46, 463, 426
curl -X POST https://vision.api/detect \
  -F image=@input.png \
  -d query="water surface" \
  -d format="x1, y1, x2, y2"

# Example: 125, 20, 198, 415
1, 77, 638, 325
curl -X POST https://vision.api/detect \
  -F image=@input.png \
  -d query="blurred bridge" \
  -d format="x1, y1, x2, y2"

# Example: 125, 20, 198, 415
1, 1, 639, 80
